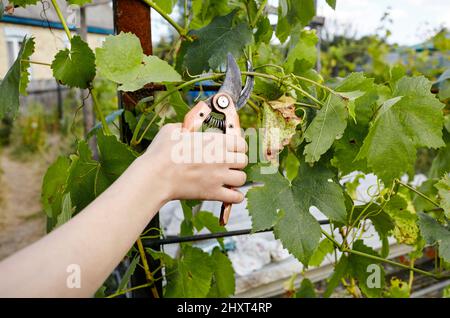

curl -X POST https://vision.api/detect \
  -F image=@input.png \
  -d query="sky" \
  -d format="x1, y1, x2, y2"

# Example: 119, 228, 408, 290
316, 0, 450, 45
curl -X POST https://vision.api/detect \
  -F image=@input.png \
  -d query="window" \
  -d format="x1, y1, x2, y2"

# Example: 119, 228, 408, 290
6, 37, 23, 68
4, 27, 31, 69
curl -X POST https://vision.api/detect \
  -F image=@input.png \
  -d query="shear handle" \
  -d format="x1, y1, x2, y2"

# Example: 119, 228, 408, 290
182, 101, 211, 132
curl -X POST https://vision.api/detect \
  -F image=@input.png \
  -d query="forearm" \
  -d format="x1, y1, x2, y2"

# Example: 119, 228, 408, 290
0, 155, 167, 297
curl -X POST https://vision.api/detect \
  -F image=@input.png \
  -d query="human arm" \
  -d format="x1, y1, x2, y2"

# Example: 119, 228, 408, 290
0, 123, 247, 297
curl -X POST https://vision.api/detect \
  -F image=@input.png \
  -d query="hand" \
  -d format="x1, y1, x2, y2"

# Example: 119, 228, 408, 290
138, 123, 248, 204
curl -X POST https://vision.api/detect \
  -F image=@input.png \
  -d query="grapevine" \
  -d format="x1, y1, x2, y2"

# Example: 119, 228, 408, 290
0, 0, 449, 298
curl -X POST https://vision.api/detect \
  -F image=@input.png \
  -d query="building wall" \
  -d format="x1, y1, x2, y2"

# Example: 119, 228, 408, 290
0, 22, 107, 80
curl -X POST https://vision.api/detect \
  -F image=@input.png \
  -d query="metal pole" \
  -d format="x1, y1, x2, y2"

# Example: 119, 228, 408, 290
56, 81, 63, 122
113, 0, 162, 298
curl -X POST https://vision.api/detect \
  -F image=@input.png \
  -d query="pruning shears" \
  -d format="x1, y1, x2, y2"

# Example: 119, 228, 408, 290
182, 53, 254, 226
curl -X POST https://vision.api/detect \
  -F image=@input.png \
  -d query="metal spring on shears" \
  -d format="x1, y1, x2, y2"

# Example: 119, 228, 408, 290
204, 113, 225, 131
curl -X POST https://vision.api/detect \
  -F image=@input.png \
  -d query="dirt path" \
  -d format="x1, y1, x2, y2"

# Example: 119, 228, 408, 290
0, 151, 47, 260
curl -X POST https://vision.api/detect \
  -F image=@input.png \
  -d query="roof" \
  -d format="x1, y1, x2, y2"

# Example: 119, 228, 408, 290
0, 0, 114, 34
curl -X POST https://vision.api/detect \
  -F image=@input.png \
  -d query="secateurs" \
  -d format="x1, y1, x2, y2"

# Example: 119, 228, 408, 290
182, 53, 254, 226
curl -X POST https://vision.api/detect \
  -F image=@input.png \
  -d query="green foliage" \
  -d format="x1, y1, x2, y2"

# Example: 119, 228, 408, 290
295, 278, 316, 298
42, 132, 137, 230
96, 32, 181, 91
303, 94, 347, 163
436, 175, 450, 218
153, 0, 176, 14
0, 36, 34, 119
418, 213, 450, 262
246, 163, 346, 265
207, 248, 235, 297
356, 76, 445, 184
164, 245, 214, 298
52, 36, 96, 89
31, 0, 450, 298
180, 10, 252, 74
384, 277, 410, 298
348, 240, 385, 298
9, 0, 38, 7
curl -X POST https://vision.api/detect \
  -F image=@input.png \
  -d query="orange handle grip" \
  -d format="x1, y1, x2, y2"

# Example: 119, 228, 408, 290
182, 101, 211, 132
219, 111, 241, 226
182, 96, 242, 226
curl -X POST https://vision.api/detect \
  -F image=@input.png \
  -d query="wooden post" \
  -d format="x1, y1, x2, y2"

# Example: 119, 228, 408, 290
113, 0, 162, 298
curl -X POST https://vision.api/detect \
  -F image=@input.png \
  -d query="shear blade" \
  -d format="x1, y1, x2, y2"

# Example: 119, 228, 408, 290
218, 53, 242, 105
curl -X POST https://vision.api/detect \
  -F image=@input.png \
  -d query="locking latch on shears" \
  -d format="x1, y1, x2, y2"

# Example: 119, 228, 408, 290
182, 53, 254, 225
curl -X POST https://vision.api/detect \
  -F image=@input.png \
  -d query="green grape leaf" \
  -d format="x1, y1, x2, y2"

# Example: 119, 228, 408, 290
356, 76, 445, 184
41, 156, 70, 220
323, 255, 348, 297
19, 37, 35, 95
190, 0, 231, 29
116, 255, 140, 293
207, 248, 235, 298
348, 240, 385, 298
308, 238, 334, 267
285, 150, 300, 182
52, 35, 96, 89
246, 163, 346, 264
165, 84, 190, 122
413, 179, 438, 213
65, 141, 104, 213
437, 69, 450, 101
384, 277, 410, 298
262, 96, 302, 162
284, 29, 317, 74
165, 246, 214, 298
182, 11, 252, 74
326, 0, 336, 9
418, 213, 450, 262
276, 0, 315, 43
254, 16, 273, 44
9, 0, 38, 7
153, 0, 176, 14
193, 211, 226, 247
429, 128, 450, 179
384, 195, 419, 245
435, 175, 450, 218
304, 94, 348, 163
66, 132, 137, 214
96, 32, 181, 91
0, 36, 35, 119
55, 193, 74, 228
331, 77, 379, 175
295, 278, 316, 298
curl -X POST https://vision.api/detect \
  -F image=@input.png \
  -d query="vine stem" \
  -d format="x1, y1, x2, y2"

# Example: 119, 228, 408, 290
321, 229, 448, 280
251, 0, 268, 28
131, 74, 223, 145
395, 179, 440, 208
50, 0, 72, 41
131, 70, 328, 145
90, 89, 111, 135
21, 59, 51, 67
106, 282, 154, 298
242, 71, 324, 107
136, 238, 160, 298
408, 258, 416, 290
141, 0, 193, 42
291, 74, 337, 95
183, 0, 189, 28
